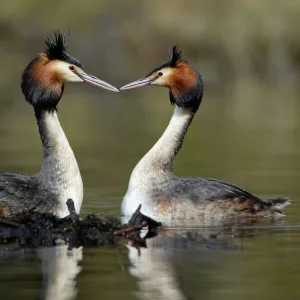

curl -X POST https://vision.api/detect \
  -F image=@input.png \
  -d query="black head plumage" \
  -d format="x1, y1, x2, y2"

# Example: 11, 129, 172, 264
144, 46, 203, 113
168, 47, 203, 113
43, 30, 85, 69
169, 45, 186, 67
145, 45, 187, 77
21, 30, 84, 113
44, 30, 68, 60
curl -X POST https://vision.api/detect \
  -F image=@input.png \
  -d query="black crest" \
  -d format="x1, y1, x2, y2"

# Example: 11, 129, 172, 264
145, 45, 187, 77
169, 45, 185, 67
44, 30, 68, 60
44, 30, 85, 69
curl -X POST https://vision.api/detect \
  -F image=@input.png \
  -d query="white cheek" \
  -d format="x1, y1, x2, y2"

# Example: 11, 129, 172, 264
152, 77, 165, 85
151, 68, 173, 86
55, 61, 83, 82
64, 73, 83, 82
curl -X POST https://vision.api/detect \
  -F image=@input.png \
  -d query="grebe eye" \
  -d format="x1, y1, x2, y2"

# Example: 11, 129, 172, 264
158, 71, 163, 77
69, 65, 75, 71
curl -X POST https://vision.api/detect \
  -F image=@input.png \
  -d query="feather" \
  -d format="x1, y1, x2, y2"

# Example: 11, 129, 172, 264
44, 30, 69, 60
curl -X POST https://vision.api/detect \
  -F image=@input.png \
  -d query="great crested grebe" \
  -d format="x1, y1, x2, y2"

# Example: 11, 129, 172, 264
0, 31, 118, 218
120, 46, 290, 225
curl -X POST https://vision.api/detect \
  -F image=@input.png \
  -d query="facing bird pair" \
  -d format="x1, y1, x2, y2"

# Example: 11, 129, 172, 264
0, 31, 290, 225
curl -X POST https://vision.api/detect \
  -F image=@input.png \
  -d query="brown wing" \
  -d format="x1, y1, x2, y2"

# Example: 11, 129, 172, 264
153, 177, 289, 218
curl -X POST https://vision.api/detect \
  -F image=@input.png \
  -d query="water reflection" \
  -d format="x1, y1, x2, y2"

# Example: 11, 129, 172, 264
1, 224, 300, 300
38, 245, 82, 300
126, 227, 239, 300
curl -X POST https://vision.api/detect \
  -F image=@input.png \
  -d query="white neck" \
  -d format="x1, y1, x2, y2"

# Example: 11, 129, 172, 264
37, 110, 73, 159
36, 110, 83, 217
130, 106, 194, 186
38, 245, 82, 300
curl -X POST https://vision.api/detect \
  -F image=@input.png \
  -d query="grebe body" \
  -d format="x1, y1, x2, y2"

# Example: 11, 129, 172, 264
0, 31, 118, 218
121, 47, 289, 225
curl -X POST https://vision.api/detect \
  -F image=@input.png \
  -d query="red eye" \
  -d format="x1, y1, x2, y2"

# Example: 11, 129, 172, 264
158, 71, 163, 77
69, 65, 75, 71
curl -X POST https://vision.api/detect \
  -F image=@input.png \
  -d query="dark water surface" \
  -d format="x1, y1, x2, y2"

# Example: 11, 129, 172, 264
0, 226, 300, 300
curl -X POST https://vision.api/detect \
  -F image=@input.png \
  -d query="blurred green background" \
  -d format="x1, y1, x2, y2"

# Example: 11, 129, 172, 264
0, 0, 299, 220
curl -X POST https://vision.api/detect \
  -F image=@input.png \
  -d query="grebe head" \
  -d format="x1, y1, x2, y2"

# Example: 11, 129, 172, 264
21, 30, 118, 111
121, 46, 203, 112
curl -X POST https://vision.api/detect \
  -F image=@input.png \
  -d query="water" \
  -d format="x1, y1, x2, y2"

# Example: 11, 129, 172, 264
0, 226, 300, 300
1, 76, 300, 300
1, 85, 300, 299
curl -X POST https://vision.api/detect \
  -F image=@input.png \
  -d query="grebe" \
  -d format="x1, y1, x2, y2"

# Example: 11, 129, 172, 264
0, 31, 118, 219
120, 46, 290, 225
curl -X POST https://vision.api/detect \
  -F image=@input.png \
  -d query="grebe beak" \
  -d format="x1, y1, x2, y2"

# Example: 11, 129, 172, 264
120, 77, 157, 90
75, 70, 119, 92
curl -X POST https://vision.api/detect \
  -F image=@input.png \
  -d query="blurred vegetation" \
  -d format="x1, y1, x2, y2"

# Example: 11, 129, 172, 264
0, 0, 300, 87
